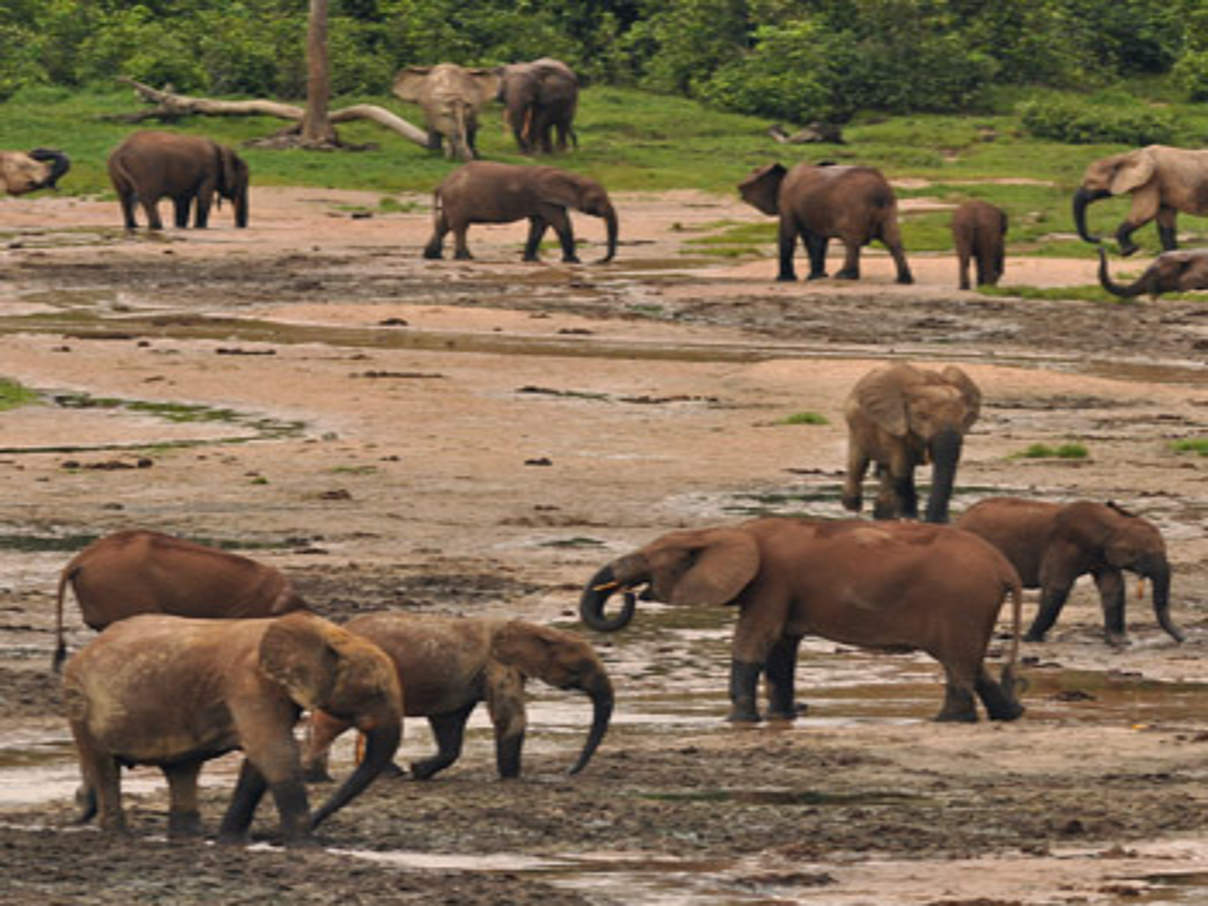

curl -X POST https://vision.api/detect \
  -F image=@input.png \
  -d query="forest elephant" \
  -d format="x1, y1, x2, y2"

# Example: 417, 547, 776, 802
107, 130, 249, 230
956, 497, 1182, 646
738, 161, 913, 284
0, 148, 70, 195
302, 613, 613, 781
392, 63, 501, 162
424, 161, 617, 263
54, 529, 308, 670
1097, 246, 1208, 299
580, 517, 1023, 724
952, 199, 1007, 289
496, 57, 579, 154
1073, 145, 1208, 256
842, 361, 982, 524
63, 611, 402, 844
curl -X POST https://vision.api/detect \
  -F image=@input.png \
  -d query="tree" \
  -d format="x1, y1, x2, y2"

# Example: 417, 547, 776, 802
301, 0, 335, 145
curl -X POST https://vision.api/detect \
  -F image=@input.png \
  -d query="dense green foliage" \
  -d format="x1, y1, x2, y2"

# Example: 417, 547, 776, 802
1018, 94, 1175, 144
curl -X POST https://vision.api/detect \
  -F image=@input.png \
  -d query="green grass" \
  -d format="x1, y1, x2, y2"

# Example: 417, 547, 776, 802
0, 378, 38, 412
1012, 442, 1090, 459
1171, 438, 1208, 456
780, 411, 829, 425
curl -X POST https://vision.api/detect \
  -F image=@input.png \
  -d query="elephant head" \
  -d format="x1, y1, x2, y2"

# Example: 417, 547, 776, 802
392, 64, 501, 162
258, 612, 402, 829
539, 168, 618, 262
1072, 149, 1154, 247
215, 144, 249, 228
1, 148, 70, 195
490, 621, 613, 774
580, 527, 760, 632
1097, 247, 1208, 299
738, 162, 788, 215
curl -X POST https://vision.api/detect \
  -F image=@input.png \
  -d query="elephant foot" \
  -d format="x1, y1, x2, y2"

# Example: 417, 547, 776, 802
776, 272, 798, 282
1104, 631, 1130, 648
168, 809, 204, 839
561, 255, 582, 264
765, 702, 808, 721
409, 757, 451, 781
935, 685, 978, 722
805, 271, 827, 281
833, 267, 859, 280
726, 699, 762, 723
302, 764, 334, 784
1117, 238, 1139, 257
523, 253, 540, 262
934, 708, 978, 723
1022, 629, 1047, 643
896, 272, 915, 285
840, 492, 862, 513
422, 246, 443, 260
453, 250, 473, 260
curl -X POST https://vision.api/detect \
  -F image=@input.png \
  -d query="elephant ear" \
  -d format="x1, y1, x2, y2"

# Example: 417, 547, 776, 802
738, 163, 786, 216
464, 68, 502, 108
939, 365, 982, 429
668, 529, 760, 606
491, 621, 562, 678
1109, 151, 1156, 195
216, 145, 242, 196
537, 168, 587, 208
392, 67, 431, 102
851, 363, 914, 437
259, 612, 340, 712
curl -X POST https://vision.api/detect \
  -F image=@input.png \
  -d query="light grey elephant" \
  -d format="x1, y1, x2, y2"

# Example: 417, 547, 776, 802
0, 148, 70, 195
392, 63, 501, 162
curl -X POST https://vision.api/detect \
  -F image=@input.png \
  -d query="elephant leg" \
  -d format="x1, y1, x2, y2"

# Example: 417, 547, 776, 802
545, 208, 580, 263
172, 196, 190, 229
886, 240, 914, 284
1092, 568, 1128, 647
452, 225, 473, 260
974, 665, 1024, 721
301, 710, 352, 783
410, 703, 475, 781
764, 635, 806, 719
1115, 221, 1141, 257
162, 760, 204, 838
217, 758, 268, 843
872, 464, 899, 520
423, 212, 449, 259
1025, 581, 1074, 641
70, 722, 124, 832
118, 191, 139, 230
1157, 207, 1178, 251
776, 215, 799, 281
426, 130, 442, 152
523, 216, 548, 261
467, 125, 480, 160
842, 445, 870, 513
805, 233, 829, 280
194, 192, 212, 229
957, 246, 972, 290
936, 665, 979, 722
727, 659, 764, 723
833, 239, 861, 280
268, 778, 312, 845
141, 199, 163, 231
974, 252, 987, 287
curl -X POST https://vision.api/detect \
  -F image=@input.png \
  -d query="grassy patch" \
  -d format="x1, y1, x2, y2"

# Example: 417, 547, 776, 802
1012, 442, 1090, 459
978, 284, 1130, 303
1171, 438, 1208, 456
780, 411, 829, 425
0, 378, 38, 412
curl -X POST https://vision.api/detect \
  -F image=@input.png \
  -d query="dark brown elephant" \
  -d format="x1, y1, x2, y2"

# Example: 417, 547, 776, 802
1073, 145, 1208, 256
496, 58, 579, 154
956, 497, 1182, 646
302, 613, 612, 781
0, 148, 70, 195
64, 611, 402, 845
1097, 246, 1208, 299
952, 199, 1007, 290
423, 161, 617, 263
392, 63, 500, 162
842, 362, 981, 524
107, 130, 249, 230
738, 161, 913, 284
54, 530, 307, 670
581, 517, 1023, 725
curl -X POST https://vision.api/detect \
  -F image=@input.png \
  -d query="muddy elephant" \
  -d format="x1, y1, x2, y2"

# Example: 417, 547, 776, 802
63, 611, 402, 844
952, 199, 1007, 290
0, 148, 70, 195
1073, 145, 1208, 256
423, 161, 617, 263
392, 63, 501, 162
956, 497, 1182, 646
738, 161, 913, 284
302, 613, 613, 781
496, 58, 579, 154
580, 517, 1023, 724
1097, 246, 1208, 299
53, 530, 307, 670
107, 130, 249, 230
842, 361, 981, 524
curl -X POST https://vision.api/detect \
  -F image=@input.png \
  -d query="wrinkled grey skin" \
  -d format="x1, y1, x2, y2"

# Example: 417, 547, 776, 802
496, 58, 579, 154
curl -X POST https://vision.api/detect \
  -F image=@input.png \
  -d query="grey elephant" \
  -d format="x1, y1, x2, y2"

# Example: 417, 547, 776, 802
738, 161, 913, 284
580, 517, 1023, 725
1097, 246, 1208, 299
0, 148, 70, 195
107, 130, 249, 230
952, 199, 1007, 290
63, 611, 402, 845
392, 63, 500, 162
843, 361, 981, 524
957, 497, 1182, 646
302, 613, 613, 781
423, 161, 617, 263
1073, 145, 1208, 256
496, 58, 579, 154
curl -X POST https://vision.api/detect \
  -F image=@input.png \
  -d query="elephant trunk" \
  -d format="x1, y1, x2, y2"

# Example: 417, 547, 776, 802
569, 676, 614, 775
234, 185, 249, 229
1073, 186, 1111, 245
1147, 560, 1184, 643
924, 427, 963, 523
310, 719, 400, 830
1097, 247, 1145, 298
598, 207, 618, 263
579, 563, 637, 631
28, 148, 70, 189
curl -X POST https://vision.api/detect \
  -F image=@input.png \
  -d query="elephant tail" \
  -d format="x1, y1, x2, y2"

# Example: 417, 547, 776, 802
998, 573, 1026, 703
53, 565, 80, 672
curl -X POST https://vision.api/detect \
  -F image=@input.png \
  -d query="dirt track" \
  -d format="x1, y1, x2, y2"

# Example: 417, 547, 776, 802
4, 186, 1208, 904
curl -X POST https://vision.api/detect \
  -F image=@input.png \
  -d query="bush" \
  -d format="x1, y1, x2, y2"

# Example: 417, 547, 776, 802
1018, 96, 1174, 144
1173, 50, 1208, 102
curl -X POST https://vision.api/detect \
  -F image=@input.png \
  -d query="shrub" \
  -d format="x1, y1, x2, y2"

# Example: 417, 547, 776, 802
1018, 96, 1174, 144
1173, 50, 1208, 102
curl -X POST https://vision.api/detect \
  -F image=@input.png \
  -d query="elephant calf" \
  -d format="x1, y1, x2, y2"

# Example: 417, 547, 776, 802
956, 497, 1182, 646
952, 200, 1007, 290
0, 148, 70, 195
1098, 247, 1208, 299
302, 613, 613, 781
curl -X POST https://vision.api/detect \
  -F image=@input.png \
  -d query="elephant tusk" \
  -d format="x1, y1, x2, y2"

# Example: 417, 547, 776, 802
1137, 577, 1146, 601
354, 731, 366, 766
592, 580, 621, 592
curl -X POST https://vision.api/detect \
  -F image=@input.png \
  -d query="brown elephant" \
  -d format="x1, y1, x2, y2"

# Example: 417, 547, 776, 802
1073, 145, 1208, 256
54, 530, 307, 670
1097, 246, 1208, 299
423, 161, 617, 263
956, 497, 1182, 646
952, 199, 1007, 290
0, 148, 70, 195
63, 611, 402, 844
580, 517, 1023, 724
392, 63, 501, 162
842, 361, 981, 524
107, 130, 249, 230
738, 161, 913, 284
302, 613, 613, 781
496, 58, 579, 154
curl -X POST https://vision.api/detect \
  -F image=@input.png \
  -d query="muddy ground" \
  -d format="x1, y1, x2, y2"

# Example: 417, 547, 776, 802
3, 185, 1208, 904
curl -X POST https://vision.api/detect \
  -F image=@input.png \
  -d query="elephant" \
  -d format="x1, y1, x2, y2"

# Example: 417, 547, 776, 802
392, 63, 501, 162
496, 58, 579, 154
301, 613, 613, 782
956, 497, 1182, 646
842, 361, 981, 524
0, 148, 70, 195
738, 161, 913, 284
423, 161, 617, 263
1097, 246, 1208, 299
579, 517, 1024, 724
952, 199, 1007, 290
63, 611, 403, 844
107, 130, 249, 230
53, 529, 308, 671
1073, 145, 1208, 256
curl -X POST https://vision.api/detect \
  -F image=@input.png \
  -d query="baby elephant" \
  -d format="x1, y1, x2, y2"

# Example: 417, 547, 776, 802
951, 199, 1007, 290
1098, 246, 1208, 299
0, 148, 70, 195
957, 497, 1182, 646
302, 613, 613, 781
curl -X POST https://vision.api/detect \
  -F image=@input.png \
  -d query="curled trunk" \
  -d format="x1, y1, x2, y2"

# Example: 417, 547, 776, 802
579, 563, 636, 631
310, 721, 400, 829
1073, 186, 1111, 245
924, 427, 963, 523
1097, 247, 1145, 298
28, 148, 70, 189
234, 185, 249, 229
568, 680, 613, 775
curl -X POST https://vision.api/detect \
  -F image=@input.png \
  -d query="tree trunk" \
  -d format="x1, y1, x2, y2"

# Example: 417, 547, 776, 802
301, 0, 335, 145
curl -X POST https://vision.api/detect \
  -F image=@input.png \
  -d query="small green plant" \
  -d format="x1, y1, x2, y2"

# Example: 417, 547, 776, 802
1171, 438, 1208, 456
0, 378, 38, 412
328, 464, 378, 475
1014, 442, 1089, 459
780, 411, 829, 426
